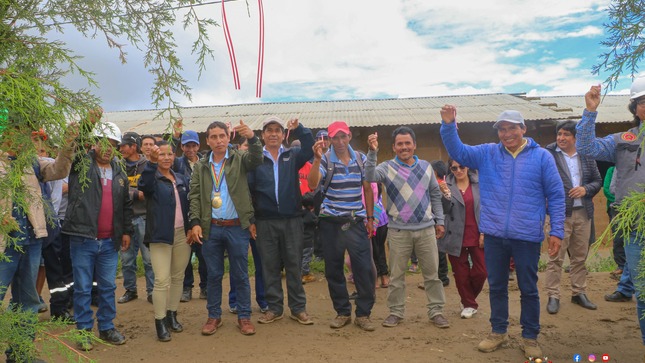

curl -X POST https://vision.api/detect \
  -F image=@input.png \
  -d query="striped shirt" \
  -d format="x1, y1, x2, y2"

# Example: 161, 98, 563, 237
319, 145, 366, 217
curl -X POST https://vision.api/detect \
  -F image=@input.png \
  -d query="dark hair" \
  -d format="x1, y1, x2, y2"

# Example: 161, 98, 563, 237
141, 135, 156, 144
206, 121, 229, 136
238, 136, 248, 146
155, 139, 169, 147
430, 160, 448, 179
392, 126, 416, 145
628, 99, 642, 127
555, 120, 577, 137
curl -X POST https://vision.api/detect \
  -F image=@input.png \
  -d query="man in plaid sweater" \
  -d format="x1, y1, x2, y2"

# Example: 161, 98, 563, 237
365, 126, 449, 329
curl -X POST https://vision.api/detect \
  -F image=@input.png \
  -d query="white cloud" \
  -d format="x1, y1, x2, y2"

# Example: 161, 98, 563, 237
50, 0, 618, 112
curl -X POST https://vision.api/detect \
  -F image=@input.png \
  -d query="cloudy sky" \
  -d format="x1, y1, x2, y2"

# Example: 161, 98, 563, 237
56, 0, 631, 112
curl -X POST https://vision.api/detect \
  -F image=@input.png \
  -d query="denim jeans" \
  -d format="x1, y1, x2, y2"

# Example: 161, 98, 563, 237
624, 233, 645, 344
70, 236, 118, 331
319, 218, 375, 318
229, 238, 267, 310
485, 236, 541, 339
120, 216, 154, 294
183, 241, 208, 290
616, 259, 635, 297
202, 224, 251, 319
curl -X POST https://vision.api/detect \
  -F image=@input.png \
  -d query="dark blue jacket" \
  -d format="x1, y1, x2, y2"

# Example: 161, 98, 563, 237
249, 125, 314, 219
138, 161, 190, 245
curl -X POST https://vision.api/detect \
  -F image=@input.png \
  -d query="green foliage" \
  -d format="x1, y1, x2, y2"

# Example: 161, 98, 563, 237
593, 0, 645, 91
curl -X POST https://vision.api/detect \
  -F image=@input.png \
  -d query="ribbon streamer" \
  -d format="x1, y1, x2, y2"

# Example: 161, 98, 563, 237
256, 0, 265, 97
222, 0, 240, 89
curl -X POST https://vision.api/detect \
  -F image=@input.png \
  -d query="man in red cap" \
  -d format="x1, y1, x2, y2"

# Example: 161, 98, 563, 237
308, 121, 376, 331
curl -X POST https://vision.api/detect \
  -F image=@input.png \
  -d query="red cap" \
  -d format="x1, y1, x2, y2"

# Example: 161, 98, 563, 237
328, 121, 350, 137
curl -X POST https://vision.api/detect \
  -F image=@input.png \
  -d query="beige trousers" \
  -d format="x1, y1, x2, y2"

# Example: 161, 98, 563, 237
149, 228, 191, 319
544, 208, 591, 298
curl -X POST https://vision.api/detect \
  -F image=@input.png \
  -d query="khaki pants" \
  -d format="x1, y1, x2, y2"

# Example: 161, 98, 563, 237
544, 208, 591, 298
149, 228, 191, 319
387, 227, 445, 319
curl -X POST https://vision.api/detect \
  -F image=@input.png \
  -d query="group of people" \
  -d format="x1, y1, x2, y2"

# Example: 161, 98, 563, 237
1, 77, 645, 362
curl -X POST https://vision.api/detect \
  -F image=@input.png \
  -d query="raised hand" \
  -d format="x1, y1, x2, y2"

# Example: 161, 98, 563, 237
149, 145, 160, 163
234, 120, 255, 139
173, 117, 183, 138
585, 85, 601, 112
440, 104, 457, 123
286, 118, 299, 130
367, 132, 378, 151
312, 139, 325, 160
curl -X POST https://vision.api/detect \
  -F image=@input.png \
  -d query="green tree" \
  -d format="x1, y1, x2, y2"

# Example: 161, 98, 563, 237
0, 1, 224, 361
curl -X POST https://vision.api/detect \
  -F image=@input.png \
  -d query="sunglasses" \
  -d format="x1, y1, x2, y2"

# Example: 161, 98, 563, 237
450, 165, 466, 171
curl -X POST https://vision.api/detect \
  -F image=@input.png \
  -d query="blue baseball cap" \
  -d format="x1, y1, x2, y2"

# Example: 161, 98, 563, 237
181, 130, 200, 145
316, 130, 329, 138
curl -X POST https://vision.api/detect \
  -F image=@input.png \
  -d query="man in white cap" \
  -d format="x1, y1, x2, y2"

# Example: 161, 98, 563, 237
440, 107, 565, 359
249, 116, 314, 325
576, 80, 645, 353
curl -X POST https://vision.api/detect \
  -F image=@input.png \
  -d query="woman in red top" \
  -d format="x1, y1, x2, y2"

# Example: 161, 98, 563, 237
437, 159, 487, 319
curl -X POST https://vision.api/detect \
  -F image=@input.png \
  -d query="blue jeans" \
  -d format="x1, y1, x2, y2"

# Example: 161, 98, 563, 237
624, 233, 645, 344
202, 225, 251, 319
229, 238, 267, 310
120, 216, 154, 294
616, 259, 635, 297
70, 236, 119, 331
485, 236, 541, 339
183, 242, 208, 290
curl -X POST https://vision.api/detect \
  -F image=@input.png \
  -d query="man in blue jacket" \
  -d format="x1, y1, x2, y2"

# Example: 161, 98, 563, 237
249, 116, 314, 325
440, 106, 565, 359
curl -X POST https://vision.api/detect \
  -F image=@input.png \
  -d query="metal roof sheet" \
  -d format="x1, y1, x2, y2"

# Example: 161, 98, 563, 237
104, 94, 633, 135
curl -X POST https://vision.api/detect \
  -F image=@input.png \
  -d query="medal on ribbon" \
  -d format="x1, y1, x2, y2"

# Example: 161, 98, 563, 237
210, 161, 225, 209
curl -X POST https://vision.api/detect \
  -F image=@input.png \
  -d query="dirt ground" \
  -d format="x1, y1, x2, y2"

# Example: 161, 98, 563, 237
31, 262, 645, 363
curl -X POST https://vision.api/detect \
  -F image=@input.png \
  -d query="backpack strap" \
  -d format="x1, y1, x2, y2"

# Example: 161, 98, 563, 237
321, 151, 334, 194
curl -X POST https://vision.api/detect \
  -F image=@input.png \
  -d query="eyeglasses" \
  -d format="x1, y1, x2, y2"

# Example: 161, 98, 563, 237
450, 165, 466, 171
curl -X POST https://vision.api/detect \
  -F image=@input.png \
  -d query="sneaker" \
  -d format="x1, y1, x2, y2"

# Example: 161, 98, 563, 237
201, 318, 222, 335
290, 311, 314, 325
522, 337, 542, 359
38, 296, 48, 313
229, 306, 238, 314
258, 311, 284, 324
77, 329, 94, 351
199, 288, 207, 300
180, 287, 192, 302
99, 328, 126, 345
117, 290, 138, 304
604, 290, 632, 302
259, 306, 269, 314
354, 316, 376, 331
51, 310, 76, 325
329, 315, 351, 329
477, 332, 508, 353
382, 314, 402, 327
302, 273, 316, 284
237, 318, 256, 335
460, 307, 477, 319
431, 314, 450, 328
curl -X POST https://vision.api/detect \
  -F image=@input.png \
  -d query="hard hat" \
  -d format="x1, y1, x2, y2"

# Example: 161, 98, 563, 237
93, 121, 122, 143
630, 76, 645, 100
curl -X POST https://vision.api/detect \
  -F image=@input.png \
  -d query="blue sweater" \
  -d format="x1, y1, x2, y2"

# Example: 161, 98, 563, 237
440, 121, 565, 242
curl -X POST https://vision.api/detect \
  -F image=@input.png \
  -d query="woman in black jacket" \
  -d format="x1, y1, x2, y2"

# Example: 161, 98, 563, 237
138, 140, 191, 342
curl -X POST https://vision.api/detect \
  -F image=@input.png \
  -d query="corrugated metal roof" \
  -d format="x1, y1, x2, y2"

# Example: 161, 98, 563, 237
104, 94, 633, 135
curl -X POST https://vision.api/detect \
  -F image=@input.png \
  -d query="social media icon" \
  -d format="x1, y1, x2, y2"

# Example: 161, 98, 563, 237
573, 354, 581, 362
588, 354, 596, 362
601, 354, 610, 362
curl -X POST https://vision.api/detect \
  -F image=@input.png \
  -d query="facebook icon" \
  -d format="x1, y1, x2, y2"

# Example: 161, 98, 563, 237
573, 354, 581, 362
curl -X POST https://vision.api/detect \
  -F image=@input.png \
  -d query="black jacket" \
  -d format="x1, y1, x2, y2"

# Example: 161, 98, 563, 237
172, 152, 202, 186
248, 125, 314, 219
545, 143, 602, 219
138, 162, 190, 245
62, 151, 134, 250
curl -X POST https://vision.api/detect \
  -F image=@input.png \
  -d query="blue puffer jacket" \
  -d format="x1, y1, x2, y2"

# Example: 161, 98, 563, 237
440, 122, 565, 242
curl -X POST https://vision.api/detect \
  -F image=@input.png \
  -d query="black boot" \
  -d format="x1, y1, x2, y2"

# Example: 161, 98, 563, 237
166, 310, 183, 332
155, 319, 171, 342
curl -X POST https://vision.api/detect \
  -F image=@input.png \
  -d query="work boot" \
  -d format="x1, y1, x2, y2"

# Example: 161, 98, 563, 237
477, 332, 508, 353
522, 337, 542, 359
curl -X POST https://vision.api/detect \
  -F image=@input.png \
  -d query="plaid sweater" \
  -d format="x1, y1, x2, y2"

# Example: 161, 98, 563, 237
365, 150, 444, 231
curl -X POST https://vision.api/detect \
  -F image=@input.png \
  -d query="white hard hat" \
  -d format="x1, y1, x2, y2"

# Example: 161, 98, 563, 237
93, 121, 122, 143
630, 76, 645, 100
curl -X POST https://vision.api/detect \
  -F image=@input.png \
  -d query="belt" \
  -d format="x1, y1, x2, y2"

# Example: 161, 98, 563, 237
211, 218, 241, 227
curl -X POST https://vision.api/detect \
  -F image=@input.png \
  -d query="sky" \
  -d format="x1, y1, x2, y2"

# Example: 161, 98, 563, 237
54, 0, 634, 112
